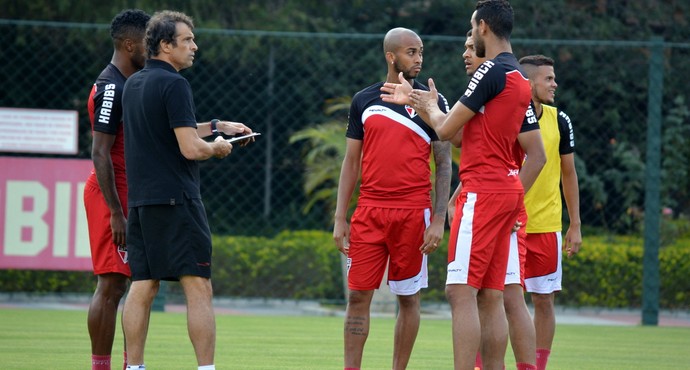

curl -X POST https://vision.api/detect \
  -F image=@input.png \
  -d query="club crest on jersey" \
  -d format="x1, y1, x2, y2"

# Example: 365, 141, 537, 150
118, 245, 128, 264
405, 105, 417, 118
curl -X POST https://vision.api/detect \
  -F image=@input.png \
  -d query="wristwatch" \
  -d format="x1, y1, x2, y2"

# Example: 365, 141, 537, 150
211, 119, 219, 135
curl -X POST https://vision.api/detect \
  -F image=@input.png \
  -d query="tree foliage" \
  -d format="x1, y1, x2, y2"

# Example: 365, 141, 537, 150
2, 0, 688, 42
2, 0, 689, 233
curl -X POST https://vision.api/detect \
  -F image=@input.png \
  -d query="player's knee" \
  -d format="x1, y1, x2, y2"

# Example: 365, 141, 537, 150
531, 293, 554, 309
445, 284, 473, 305
503, 285, 524, 310
347, 290, 373, 307
181, 276, 212, 298
97, 274, 128, 299
396, 293, 420, 310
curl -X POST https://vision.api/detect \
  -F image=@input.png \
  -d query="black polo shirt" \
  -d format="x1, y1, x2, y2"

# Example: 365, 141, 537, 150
122, 59, 200, 207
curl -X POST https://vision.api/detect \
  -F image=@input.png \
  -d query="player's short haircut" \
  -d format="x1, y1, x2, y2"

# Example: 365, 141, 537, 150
519, 54, 555, 67
519, 55, 555, 79
383, 27, 419, 54
110, 9, 150, 42
475, 0, 514, 40
146, 10, 194, 58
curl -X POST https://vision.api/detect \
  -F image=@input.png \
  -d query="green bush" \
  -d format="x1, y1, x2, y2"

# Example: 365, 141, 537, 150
0, 270, 94, 293
208, 230, 343, 300
0, 231, 688, 309
560, 235, 690, 309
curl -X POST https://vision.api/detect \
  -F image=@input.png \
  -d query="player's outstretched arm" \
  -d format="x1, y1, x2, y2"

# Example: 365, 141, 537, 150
430, 101, 475, 141
380, 72, 413, 106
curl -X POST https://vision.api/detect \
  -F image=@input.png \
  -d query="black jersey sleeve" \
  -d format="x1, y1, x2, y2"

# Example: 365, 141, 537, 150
92, 82, 123, 135
520, 100, 540, 133
346, 91, 365, 140
557, 109, 575, 155
166, 78, 198, 129
458, 60, 506, 113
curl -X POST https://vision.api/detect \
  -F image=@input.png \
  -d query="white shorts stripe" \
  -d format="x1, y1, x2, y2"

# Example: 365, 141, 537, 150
505, 231, 521, 285
446, 193, 476, 285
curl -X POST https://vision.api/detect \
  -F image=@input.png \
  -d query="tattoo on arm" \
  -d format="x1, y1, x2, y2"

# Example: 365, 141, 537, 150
432, 141, 452, 217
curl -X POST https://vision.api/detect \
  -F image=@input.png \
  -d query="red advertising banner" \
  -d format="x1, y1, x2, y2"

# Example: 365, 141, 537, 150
0, 157, 93, 270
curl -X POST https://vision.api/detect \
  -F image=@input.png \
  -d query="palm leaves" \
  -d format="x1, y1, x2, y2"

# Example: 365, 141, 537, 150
289, 97, 356, 217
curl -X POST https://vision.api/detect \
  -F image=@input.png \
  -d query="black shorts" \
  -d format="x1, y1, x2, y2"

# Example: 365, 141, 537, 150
127, 197, 213, 281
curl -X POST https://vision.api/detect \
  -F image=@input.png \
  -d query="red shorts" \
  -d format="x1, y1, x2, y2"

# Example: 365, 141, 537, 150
83, 182, 130, 277
524, 232, 562, 294
446, 192, 523, 290
505, 205, 527, 286
347, 206, 430, 295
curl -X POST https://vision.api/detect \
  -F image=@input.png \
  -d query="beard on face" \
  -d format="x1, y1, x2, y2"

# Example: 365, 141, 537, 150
133, 53, 146, 70
394, 60, 419, 80
474, 35, 487, 58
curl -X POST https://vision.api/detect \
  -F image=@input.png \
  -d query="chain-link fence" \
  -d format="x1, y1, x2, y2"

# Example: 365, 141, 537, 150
2, 19, 689, 239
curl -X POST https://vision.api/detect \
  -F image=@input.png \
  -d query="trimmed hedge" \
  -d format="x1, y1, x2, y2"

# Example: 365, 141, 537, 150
208, 230, 343, 299
0, 269, 94, 293
559, 235, 690, 309
0, 231, 688, 309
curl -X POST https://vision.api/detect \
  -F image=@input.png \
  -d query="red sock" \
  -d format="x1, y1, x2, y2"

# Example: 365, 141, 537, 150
536, 348, 551, 370
92, 355, 111, 370
474, 351, 483, 369
344, 368, 360, 370
517, 362, 537, 370
122, 352, 128, 370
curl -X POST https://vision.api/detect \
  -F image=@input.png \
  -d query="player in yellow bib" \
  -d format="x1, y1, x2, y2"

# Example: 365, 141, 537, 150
519, 55, 582, 370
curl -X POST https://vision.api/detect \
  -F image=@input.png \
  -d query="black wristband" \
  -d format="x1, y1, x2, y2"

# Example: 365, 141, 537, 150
210, 119, 219, 135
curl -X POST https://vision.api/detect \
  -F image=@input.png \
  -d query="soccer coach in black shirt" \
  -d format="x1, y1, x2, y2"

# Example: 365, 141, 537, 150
121, 10, 253, 370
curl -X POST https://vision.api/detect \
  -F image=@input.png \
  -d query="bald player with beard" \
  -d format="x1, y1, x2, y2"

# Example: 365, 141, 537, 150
333, 27, 452, 370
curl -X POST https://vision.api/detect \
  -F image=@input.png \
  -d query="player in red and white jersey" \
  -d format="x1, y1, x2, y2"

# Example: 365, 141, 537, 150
381, 1, 535, 369
83, 9, 149, 370
333, 28, 452, 370
447, 30, 545, 370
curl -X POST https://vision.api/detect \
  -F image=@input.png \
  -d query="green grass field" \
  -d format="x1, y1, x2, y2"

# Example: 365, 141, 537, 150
0, 308, 689, 369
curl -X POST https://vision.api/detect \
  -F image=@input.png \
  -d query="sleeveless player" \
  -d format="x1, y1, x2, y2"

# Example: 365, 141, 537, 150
519, 54, 582, 370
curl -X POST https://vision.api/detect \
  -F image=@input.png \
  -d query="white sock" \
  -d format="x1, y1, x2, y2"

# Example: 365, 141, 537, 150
198, 365, 215, 370
126, 365, 145, 370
